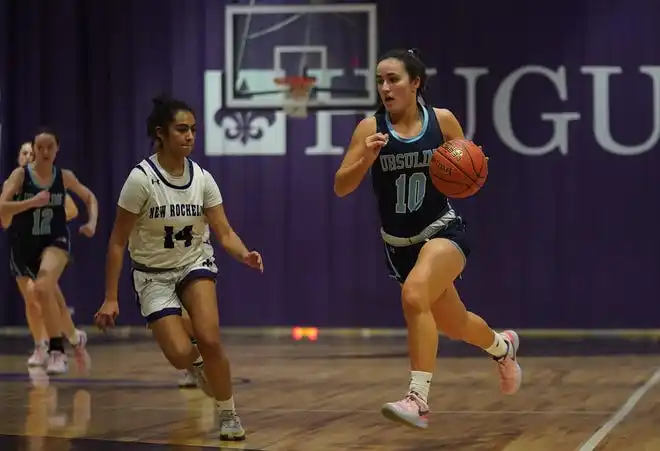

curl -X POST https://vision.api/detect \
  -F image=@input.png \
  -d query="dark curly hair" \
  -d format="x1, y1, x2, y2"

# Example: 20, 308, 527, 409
146, 93, 195, 147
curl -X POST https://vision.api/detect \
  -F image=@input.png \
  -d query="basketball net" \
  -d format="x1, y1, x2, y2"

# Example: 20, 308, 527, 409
274, 76, 316, 118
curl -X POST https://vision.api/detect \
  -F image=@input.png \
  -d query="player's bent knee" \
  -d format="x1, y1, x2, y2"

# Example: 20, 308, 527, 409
195, 327, 223, 354
21, 287, 40, 309
401, 278, 431, 314
31, 278, 53, 305
155, 329, 196, 369
162, 342, 196, 370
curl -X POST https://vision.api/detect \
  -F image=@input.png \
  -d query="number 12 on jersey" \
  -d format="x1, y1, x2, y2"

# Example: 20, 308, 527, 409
32, 208, 53, 236
163, 225, 194, 248
395, 172, 427, 213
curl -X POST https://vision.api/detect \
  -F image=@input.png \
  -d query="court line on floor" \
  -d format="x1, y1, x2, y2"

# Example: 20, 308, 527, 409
576, 366, 660, 451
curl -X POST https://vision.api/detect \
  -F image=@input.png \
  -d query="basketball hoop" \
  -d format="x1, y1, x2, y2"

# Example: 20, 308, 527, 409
274, 76, 316, 118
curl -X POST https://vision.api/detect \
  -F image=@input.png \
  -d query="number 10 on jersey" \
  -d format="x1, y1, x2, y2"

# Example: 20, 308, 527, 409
395, 172, 427, 213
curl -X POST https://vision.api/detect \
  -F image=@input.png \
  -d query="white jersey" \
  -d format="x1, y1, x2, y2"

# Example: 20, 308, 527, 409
117, 154, 222, 269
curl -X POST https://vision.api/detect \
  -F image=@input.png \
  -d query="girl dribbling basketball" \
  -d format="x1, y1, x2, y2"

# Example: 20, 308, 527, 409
334, 48, 522, 429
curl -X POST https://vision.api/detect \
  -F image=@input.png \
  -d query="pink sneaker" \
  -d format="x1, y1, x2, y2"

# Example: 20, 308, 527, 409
381, 392, 429, 429
495, 330, 522, 395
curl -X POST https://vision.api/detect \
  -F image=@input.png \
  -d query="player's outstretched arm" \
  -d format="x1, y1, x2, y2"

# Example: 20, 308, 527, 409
104, 206, 138, 304
205, 204, 263, 273
95, 168, 146, 330
202, 168, 263, 272
334, 116, 383, 197
62, 169, 98, 237
96, 206, 138, 330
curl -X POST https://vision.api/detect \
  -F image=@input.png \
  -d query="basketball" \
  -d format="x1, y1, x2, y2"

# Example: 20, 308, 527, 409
429, 139, 488, 199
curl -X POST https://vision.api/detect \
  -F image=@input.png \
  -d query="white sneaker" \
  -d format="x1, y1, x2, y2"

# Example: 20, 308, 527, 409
218, 410, 246, 441
27, 345, 48, 367
178, 370, 197, 388
46, 351, 68, 375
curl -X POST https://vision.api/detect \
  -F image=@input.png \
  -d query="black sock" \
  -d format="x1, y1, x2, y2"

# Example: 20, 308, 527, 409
49, 337, 65, 353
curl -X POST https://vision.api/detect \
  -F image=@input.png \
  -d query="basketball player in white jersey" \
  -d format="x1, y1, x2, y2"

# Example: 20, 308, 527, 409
94, 94, 262, 441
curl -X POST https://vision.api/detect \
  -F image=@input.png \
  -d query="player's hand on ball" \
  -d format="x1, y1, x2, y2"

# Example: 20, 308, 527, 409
32, 191, 50, 208
243, 251, 263, 273
365, 133, 389, 156
79, 222, 96, 238
94, 300, 119, 332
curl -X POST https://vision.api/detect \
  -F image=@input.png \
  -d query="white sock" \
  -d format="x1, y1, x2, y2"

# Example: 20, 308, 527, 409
35, 340, 48, 349
68, 330, 80, 346
215, 397, 235, 412
409, 371, 432, 402
484, 332, 509, 358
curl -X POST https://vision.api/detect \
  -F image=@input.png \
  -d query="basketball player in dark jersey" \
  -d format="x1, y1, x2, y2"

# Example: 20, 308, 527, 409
2, 142, 90, 373
334, 49, 522, 429
0, 129, 98, 374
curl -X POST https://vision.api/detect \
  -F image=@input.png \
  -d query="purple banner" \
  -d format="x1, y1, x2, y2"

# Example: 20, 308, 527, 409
1, 0, 659, 329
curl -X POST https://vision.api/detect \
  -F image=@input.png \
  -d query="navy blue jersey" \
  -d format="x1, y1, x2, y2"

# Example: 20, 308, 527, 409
370, 104, 450, 237
9, 165, 68, 243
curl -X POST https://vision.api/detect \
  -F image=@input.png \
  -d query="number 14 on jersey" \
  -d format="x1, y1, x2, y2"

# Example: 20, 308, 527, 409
163, 225, 193, 248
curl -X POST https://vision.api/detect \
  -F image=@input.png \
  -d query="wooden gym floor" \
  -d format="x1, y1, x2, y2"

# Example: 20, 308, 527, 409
0, 330, 659, 451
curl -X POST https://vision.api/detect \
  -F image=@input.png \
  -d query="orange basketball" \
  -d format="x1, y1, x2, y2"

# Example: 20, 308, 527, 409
429, 139, 488, 199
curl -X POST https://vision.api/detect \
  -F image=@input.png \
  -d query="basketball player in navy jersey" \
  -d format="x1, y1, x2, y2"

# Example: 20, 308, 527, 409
0, 130, 98, 374
2, 142, 88, 373
94, 94, 262, 441
334, 49, 522, 429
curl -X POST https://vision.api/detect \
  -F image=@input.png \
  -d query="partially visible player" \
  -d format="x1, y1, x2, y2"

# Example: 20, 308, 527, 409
4, 143, 87, 373
2, 143, 50, 361
0, 130, 98, 374
334, 48, 522, 429
94, 94, 263, 441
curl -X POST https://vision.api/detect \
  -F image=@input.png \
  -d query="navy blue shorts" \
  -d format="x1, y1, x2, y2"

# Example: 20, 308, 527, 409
383, 218, 470, 284
9, 233, 71, 279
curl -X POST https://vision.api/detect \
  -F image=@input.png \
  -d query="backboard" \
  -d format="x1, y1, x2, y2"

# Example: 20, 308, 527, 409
225, 3, 378, 110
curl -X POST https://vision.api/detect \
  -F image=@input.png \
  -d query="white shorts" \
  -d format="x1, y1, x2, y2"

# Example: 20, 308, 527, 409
131, 255, 218, 323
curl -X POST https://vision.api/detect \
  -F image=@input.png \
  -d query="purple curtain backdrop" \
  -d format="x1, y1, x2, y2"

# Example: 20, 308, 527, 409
1, 0, 659, 329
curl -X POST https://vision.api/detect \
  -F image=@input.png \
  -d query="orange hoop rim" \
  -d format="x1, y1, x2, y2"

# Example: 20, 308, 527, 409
273, 76, 317, 89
